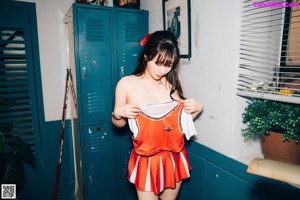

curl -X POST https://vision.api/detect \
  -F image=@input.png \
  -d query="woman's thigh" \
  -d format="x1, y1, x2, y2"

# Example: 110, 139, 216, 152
136, 189, 159, 200
159, 181, 182, 200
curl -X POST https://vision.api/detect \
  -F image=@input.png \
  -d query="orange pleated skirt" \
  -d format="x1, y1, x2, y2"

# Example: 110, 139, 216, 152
127, 147, 191, 195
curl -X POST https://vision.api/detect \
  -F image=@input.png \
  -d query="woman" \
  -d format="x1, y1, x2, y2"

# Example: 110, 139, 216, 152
112, 30, 203, 200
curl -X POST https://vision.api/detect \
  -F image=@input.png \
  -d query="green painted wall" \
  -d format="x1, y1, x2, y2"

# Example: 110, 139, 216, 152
18, 120, 75, 200
178, 141, 300, 200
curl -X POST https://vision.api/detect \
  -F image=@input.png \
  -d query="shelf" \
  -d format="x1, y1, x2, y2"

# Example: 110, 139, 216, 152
247, 158, 300, 188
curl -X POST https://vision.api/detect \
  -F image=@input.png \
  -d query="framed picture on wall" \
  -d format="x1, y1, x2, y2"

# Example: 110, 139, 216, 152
163, 0, 191, 58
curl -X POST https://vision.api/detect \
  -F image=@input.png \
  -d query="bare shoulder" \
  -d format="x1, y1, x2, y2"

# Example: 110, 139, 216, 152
117, 75, 138, 85
114, 76, 138, 104
119, 75, 138, 82
116, 75, 140, 90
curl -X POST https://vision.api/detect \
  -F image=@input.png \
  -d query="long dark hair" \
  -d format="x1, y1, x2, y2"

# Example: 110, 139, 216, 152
133, 30, 185, 100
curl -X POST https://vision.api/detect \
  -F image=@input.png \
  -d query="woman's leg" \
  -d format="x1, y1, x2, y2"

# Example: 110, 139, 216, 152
159, 181, 182, 200
136, 189, 159, 200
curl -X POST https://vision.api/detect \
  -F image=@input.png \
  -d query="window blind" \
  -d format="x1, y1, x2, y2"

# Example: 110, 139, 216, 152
0, 28, 35, 152
237, 0, 300, 104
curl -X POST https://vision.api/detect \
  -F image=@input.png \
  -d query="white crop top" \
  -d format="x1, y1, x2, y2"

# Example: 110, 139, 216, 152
128, 101, 198, 140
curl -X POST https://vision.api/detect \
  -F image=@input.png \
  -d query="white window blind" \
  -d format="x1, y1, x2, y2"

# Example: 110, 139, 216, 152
237, 0, 300, 104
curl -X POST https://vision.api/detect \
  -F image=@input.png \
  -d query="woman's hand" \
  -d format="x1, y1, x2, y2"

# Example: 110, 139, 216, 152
180, 99, 203, 118
113, 104, 141, 119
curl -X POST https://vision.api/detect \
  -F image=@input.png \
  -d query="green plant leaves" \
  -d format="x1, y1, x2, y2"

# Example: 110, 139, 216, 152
0, 96, 35, 188
0, 135, 35, 187
0, 154, 24, 186
242, 99, 300, 143
13, 136, 36, 166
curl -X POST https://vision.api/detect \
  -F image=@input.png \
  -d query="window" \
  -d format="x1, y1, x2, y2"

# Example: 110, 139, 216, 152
280, 1, 300, 93
237, 0, 300, 104
0, 1, 45, 165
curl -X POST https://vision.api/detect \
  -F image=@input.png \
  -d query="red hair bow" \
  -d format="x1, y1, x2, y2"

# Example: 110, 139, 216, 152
140, 33, 152, 46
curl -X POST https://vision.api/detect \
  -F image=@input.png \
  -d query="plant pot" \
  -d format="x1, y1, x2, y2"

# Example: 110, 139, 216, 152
260, 131, 300, 164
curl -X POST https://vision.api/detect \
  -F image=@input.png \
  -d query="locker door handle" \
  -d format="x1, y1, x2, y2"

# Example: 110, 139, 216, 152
89, 175, 93, 185
83, 67, 86, 79
92, 60, 97, 68
95, 127, 102, 131
120, 66, 124, 78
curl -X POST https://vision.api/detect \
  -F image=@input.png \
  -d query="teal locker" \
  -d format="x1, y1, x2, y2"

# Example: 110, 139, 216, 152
116, 10, 146, 76
83, 123, 116, 200
114, 10, 148, 200
77, 8, 113, 123
66, 3, 148, 200
117, 127, 137, 200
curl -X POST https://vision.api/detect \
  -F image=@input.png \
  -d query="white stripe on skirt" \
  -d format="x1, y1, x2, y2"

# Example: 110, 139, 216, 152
160, 156, 164, 192
129, 155, 140, 182
145, 157, 152, 191
180, 152, 190, 176
170, 152, 176, 171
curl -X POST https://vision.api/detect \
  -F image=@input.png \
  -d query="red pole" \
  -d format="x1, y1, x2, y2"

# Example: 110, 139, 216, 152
52, 69, 70, 200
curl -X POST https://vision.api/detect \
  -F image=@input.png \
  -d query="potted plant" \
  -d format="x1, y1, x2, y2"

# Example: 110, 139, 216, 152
242, 99, 300, 164
0, 96, 36, 188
